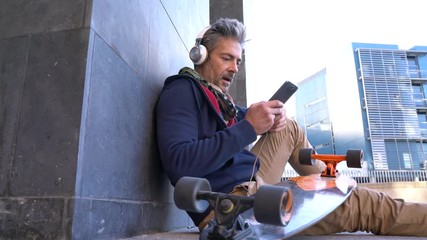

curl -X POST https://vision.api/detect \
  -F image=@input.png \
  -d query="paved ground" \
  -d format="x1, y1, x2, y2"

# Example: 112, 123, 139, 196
122, 227, 427, 240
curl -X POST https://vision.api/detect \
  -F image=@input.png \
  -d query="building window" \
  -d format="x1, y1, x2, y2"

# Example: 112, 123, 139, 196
408, 57, 420, 78
418, 113, 427, 137
402, 153, 412, 169
413, 83, 425, 107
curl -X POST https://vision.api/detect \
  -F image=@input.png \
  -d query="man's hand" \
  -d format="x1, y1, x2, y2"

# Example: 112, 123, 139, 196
245, 100, 286, 135
269, 103, 287, 133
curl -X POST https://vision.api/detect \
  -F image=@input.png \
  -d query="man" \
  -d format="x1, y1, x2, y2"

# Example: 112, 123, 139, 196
156, 18, 427, 236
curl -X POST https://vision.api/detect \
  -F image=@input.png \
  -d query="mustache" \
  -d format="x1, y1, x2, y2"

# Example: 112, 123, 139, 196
222, 72, 235, 81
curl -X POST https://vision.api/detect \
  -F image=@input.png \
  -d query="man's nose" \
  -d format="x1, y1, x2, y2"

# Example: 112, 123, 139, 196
230, 61, 239, 73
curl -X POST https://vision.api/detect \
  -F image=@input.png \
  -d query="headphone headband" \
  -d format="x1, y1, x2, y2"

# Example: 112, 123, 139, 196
196, 26, 211, 39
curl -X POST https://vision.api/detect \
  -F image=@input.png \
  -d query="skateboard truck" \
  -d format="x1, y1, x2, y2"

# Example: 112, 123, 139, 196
199, 191, 255, 240
299, 148, 364, 177
174, 177, 293, 240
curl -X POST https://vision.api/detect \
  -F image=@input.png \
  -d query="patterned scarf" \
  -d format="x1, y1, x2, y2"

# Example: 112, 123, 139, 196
179, 67, 238, 122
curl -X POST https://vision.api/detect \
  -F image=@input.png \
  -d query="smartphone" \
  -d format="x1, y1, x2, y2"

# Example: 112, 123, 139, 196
269, 81, 298, 103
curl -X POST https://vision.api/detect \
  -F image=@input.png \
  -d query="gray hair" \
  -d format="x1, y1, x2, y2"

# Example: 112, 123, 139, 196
201, 18, 246, 54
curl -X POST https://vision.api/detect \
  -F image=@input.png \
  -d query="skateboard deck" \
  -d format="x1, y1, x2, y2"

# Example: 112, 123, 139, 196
240, 174, 356, 239
173, 148, 362, 239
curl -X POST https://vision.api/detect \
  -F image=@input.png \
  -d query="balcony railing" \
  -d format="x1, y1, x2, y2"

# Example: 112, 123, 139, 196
282, 169, 427, 184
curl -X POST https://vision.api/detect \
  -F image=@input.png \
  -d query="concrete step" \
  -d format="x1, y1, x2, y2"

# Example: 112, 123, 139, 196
121, 227, 427, 240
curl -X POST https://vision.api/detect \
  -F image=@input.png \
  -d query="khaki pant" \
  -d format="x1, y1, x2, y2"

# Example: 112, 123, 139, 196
249, 118, 427, 236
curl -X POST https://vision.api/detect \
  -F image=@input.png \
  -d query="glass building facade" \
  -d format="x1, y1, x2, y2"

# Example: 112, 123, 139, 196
295, 69, 334, 154
295, 43, 427, 171
353, 43, 427, 170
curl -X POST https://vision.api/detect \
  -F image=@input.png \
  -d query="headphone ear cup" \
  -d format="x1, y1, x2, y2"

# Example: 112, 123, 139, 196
189, 44, 208, 65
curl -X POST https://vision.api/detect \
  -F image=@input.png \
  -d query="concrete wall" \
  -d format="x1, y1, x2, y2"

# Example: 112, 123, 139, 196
361, 182, 427, 202
0, 1, 91, 239
0, 0, 209, 239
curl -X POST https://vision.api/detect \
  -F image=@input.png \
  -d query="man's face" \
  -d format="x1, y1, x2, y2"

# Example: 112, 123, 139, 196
197, 37, 242, 94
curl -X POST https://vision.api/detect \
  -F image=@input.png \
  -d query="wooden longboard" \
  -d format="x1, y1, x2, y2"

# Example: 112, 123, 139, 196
174, 174, 357, 240
240, 174, 356, 239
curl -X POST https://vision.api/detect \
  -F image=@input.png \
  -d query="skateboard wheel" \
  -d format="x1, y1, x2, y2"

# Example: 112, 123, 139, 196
299, 148, 315, 165
253, 185, 293, 226
174, 177, 211, 213
346, 149, 363, 168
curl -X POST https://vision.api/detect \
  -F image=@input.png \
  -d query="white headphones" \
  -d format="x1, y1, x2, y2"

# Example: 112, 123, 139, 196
189, 26, 211, 65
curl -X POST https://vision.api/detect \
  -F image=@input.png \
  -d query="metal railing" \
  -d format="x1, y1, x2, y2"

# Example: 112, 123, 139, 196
282, 169, 427, 184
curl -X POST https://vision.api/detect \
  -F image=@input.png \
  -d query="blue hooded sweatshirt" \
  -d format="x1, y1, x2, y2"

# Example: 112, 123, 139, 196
156, 72, 259, 225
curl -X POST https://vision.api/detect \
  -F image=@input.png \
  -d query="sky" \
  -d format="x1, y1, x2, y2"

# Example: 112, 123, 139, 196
243, 0, 427, 111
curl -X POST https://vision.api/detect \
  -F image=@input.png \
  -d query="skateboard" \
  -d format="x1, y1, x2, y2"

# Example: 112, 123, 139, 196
173, 148, 363, 239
